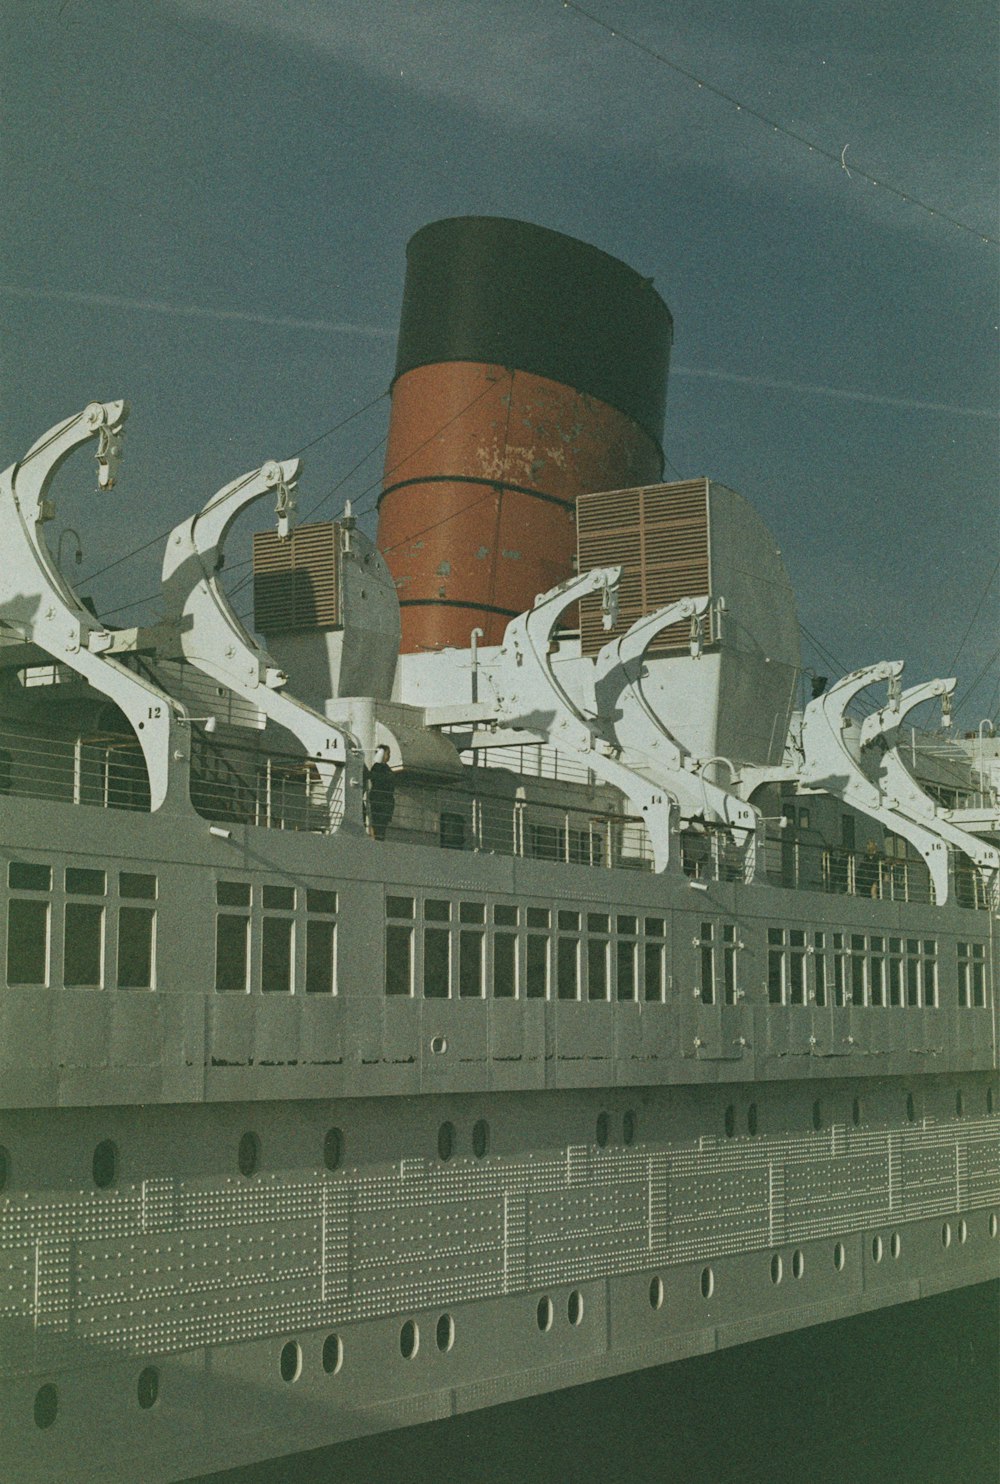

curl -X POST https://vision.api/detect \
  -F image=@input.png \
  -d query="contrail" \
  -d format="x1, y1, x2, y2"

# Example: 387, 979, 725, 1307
671, 364, 998, 419
0, 283, 395, 340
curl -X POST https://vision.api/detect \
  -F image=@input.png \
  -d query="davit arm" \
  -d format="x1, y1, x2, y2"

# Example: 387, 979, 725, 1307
0, 401, 188, 812
593, 596, 757, 841
159, 461, 361, 825
491, 567, 677, 871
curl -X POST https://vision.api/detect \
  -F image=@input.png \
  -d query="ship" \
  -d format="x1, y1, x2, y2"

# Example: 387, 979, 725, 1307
0, 216, 997, 1484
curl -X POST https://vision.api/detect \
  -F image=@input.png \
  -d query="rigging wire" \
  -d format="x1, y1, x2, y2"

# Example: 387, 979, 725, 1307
561, 1, 999, 246
946, 555, 1000, 674
78, 387, 389, 590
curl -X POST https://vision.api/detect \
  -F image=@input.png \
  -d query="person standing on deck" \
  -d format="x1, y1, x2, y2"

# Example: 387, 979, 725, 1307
365, 744, 396, 841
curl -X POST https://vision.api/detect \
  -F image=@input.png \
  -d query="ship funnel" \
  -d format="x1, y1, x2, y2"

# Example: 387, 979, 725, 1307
376, 217, 673, 652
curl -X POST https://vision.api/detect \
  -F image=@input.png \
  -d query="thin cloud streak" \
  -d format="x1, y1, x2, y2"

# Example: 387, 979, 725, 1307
672, 365, 999, 419
4, 284, 993, 420
0, 284, 395, 340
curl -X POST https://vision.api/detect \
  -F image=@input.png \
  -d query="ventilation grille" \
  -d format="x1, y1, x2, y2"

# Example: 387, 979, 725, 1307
252, 522, 341, 633
577, 480, 711, 656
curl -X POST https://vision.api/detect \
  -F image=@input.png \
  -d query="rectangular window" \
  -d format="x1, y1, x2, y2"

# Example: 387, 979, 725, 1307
723, 924, 737, 1005
768, 927, 784, 1005
66, 867, 105, 896
906, 939, 920, 1006
261, 915, 293, 992
262, 884, 294, 911
850, 934, 866, 1006
967, 943, 987, 1007
616, 938, 637, 1000
789, 929, 806, 1005
385, 923, 413, 995
6, 897, 48, 984
217, 880, 251, 907
833, 933, 847, 1007
558, 909, 580, 932
587, 936, 609, 1000
461, 900, 486, 924
923, 941, 938, 1007
64, 901, 104, 987
814, 932, 827, 1006
120, 871, 156, 900
643, 941, 664, 1001
215, 913, 249, 992
425, 898, 451, 922
557, 934, 579, 999
494, 904, 518, 927
526, 906, 550, 929
9, 862, 51, 892
869, 936, 885, 1006
307, 888, 337, 915
423, 926, 450, 997
526, 933, 549, 998
493, 932, 517, 997
700, 922, 715, 1005
305, 919, 335, 993
459, 928, 484, 997
888, 937, 903, 1006
386, 894, 414, 918
118, 905, 154, 988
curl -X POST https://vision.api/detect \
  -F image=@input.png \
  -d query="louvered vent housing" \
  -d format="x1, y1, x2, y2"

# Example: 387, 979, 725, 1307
576, 480, 711, 656
252, 522, 342, 634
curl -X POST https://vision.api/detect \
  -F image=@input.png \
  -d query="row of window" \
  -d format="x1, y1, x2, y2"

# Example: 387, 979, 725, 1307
4, 864, 990, 1009
215, 882, 338, 994
6, 863, 156, 989
384, 896, 669, 1001
765, 929, 973, 1009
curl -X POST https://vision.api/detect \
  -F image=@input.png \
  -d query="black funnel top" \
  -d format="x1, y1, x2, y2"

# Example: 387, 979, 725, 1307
394, 217, 673, 449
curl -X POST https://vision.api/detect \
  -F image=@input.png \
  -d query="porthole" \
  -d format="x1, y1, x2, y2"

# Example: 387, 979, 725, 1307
623, 1109, 636, 1146
400, 1320, 419, 1359
724, 1104, 735, 1139
890, 1231, 901, 1260
812, 1099, 822, 1132
595, 1112, 609, 1148
279, 1341, 301, 1383
989, 1212, 997, 1239
872, 1235, 883, 1263
322, 1333, 343, 1374
33, 1384, 58, 1430
649, 1275, 664, 1310
955, 1090, 964, 1118
851, 1097, 861, 1127
537, 1296, 553, 1332
747, 1103, 758, 1137
472, 1119, 490, 1159
0, 1145, 9, 1191
700, 1266, 714, 1299
568, 1290, 584, 1326
792, 1249, 804, 1279
770, 1253, 783, 1285
323, 1127, 343, 1172
92, 1139, 118, 1189
137, 1366, 159, 1409
238, 1131, 260, 1179
958, 1218, 968, 1244
906, 1092, 915, 1124
437, 1121, 455, 1162
430, 1035, 447, 1055
436, 1313, 454, 1353
941, 1221, 952, 1248
833, 1242, 846, 1272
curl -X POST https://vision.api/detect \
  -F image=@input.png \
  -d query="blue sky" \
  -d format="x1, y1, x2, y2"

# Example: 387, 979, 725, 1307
2, 0, 997, 723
